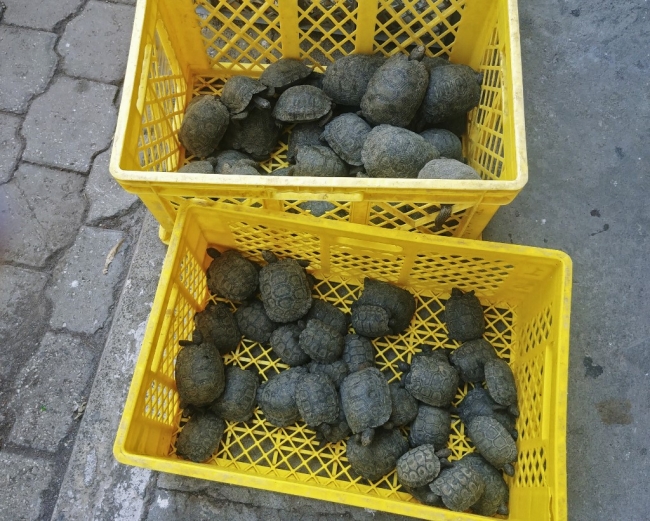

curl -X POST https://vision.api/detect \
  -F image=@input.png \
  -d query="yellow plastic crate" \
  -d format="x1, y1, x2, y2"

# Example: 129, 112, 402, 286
110, 0, 527, 241
114, 200, 570, 521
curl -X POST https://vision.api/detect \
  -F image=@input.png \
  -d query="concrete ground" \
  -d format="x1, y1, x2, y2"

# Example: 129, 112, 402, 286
0, 0, 648, 520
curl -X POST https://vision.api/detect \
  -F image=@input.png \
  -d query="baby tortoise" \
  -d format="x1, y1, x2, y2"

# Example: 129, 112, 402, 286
175, 339, 225, 408
295, 372, 340, 427
299, 318, 345, 363
453, 386, 518, 440
444, 288, 485, 342
320, 113, 372, 166
352, 278, 416, 336
466, 415, 518, 476
308, 359, 349, 389
193, 301, 241, 356
396, 444, 451, 489
175, 411, 225, 463
206, 248, 259, 302
210, 366, 259, 422
408, 404, 452, 449
346, 428, 409, 482
306, 299, 349, 336
419, 129, 462, 161
340, 367, 391, 445
272, 85, 332, 125
289, 145, 350, 177
484, 358, 520, 417
322, 53, 385, 107
384, 383, 418, 429
269, 322, 310, 366
234, 299, 277, 344
341, 334, 375, 372
259, 251, 313, 323
417, 158, 481, 180
449, 338, 498, 383
257, 366, 309, 427
456, 453, 510, 517
429, 464, 486, 512
260, 58, 312, 94
179, 96, 230, 158
398, 349, 459, 408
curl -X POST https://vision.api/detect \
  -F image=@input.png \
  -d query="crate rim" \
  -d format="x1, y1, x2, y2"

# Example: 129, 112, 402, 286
109, 0, 529, 194
113, 199, 570, 521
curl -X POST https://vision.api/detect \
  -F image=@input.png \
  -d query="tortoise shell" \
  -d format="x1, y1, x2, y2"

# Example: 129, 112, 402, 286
457, 453, 510, 517
193, 302, 241, 355
341, 334, 375, 372
408, 404, 451, 449
175, 411, 225, 463
350, 304, 391, 338
179, 96, 230, 158
402, 352, 459, 408
295, 372, 340, 427
210, 366, 259, 422
306, 299, 349, 336
322, 54, 385, 106
455, 387, 518, 440
419, 129, 462, 161
484, 358, 519, 416
287, 122, 323, 163
417, 158, 481, 180
272, 85, 332, 124
345, 428, 409, 482
361, 124, 439, 179
444, 288, 485, 342
385, 383, 418, 429
353, 278, 416, 336
290, 145, 349, 177
175, 341, 225, 407
260, 58, 311, 90
178, 160, 214, 174
397, 444, 443, 489
299, 318, 345, 363
449, 338, 498, 383
206, 249, 259, 302
269, 322, 310, 366
259, 256, 312, 323
466, 415, 518, 476
340, 367, 391, 440
222, 107, 280, 161
321, 113, 372, 166
429, 464, 486, 512
360, 54, 429, 128
257, 366, 309, 427
308, 359, 349, 388
221, 76, 267, 114
234, 299, 277, 344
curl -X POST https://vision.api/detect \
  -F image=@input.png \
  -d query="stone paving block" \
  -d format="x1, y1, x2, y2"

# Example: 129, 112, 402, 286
52, 215, 164, 521
0, 266, 48, 385
22, 76, 117, 172
86, 147, 139, 224
0, 26, 58, 113
0, 163, 85, 267
0, 113, 22, 183
47, 226, 127, 334
8, 332, 95, 452
2, 0, 84, 31
58, 1, 135, 84
0, 452, 55, 521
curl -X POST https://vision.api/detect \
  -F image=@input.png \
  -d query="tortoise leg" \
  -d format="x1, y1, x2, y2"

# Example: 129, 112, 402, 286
206, 247, 221, 259
435, 448, 452, 459
360, 428, 375, 446
503, 463, 515, 476
252, 96, 271, 110
508, 404, 520, 417
497, 503, 509, 516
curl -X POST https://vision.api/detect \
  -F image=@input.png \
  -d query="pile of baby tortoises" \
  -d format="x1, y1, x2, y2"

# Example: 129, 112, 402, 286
178, 48, 484, 191
174, 249, 518, 517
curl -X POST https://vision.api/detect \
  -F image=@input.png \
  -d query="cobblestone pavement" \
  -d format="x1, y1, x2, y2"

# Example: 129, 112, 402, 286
2, 1, 650, 520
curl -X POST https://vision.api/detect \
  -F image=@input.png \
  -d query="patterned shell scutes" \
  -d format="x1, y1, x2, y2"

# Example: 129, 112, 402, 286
361, 125, 439, 179
419, 129, 463, 161
418, 64, 482, 127
316, 406, 351, 444
340, 367, 391, 434
287, 122, 323, 162
360, 54, 429, 128
449, 338, 498, 383
259, 258, 312, 323
257, 366, 309, 427
206, 249, 259, 302
345, 428, 409, 482
387, 383, 418, 428
260, 58, 312, 89
457, 453, 509, 517
178, 160, 214, 174
444, 288, 485, 342
272, 85, 332, 123
322, 54, 385, 106
404, 353, 459, 408
194, 302, 241, 355
291, 145, 349, 177
396, 444, 442, 489
175, 342, 225, 407
321, 113, 372, 166
221, 76, 267, 114
234, 299, 277, 344
179, 95, 230, 158
484, 358, 518, 408
306, 299, 349, 336
175, 411, 225, 463
351, 304, 391, 338
223, 107, 280, 160
342, 334, 375, 372
466, 416, 518, 472
308, 359, 349, 388
269, 323, 310, 366
408, 404, 451, 449
299, 319, 345, 363
210, 366, 259, 422
354, 278, 416, 335
457, 387, 517, 439
295, 372, 340, 427
429, 465, 486, 512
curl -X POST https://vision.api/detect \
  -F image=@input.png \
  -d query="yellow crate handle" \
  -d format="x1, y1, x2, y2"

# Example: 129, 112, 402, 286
273, 192, 364, 202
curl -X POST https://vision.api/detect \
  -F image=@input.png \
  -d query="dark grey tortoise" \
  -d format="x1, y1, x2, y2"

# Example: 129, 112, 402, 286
234, 299, 277, 344
193, 301, 241, 355
206, 248, 259, 302
179, 95, 230, 158
272, 85, 332, 124
212, 150, 255, 175
295, 372, 340, 427
361, 124, 439, 178
287, 122, 323, 163
320, 113, 372, 166
315, 405, 351, 445
360, 52, 429, 128
220, 76, 268, 115
308, 359, 349, 388
466, 415, 518, 476
269, 322, 310, 366
429, 464, 486, 512
175, 411, 225, 463
352, 278, 416, 336
341, 334, 375, 372
444, 287, 485, 342
298, 200, 337, 216
408, 404, 451, 449
259, 251, 312, 323
350, 304, 391, 338
453, 386, 518, 440
396, 444, 451, 489
257, 366, 309, 427
384, 383, 418, 429
340, 367, 391, 445
484, 358, 520, 417
398, 350, 459, 408
345, 428, 409, 482
289, 145, 349, 177
210, 366, 259, 422
175, 339, 225, 408
222, 107, 280, 161
299, 318, 345, 363
417, 158, 481, 180
456, 453, 509, 517
449, 338, 499, 383
260, 58, 312, 94
178, 160, 214, 174
419, 129, 462, 161
321, 53, 385, 106
306, 299, 349, 336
